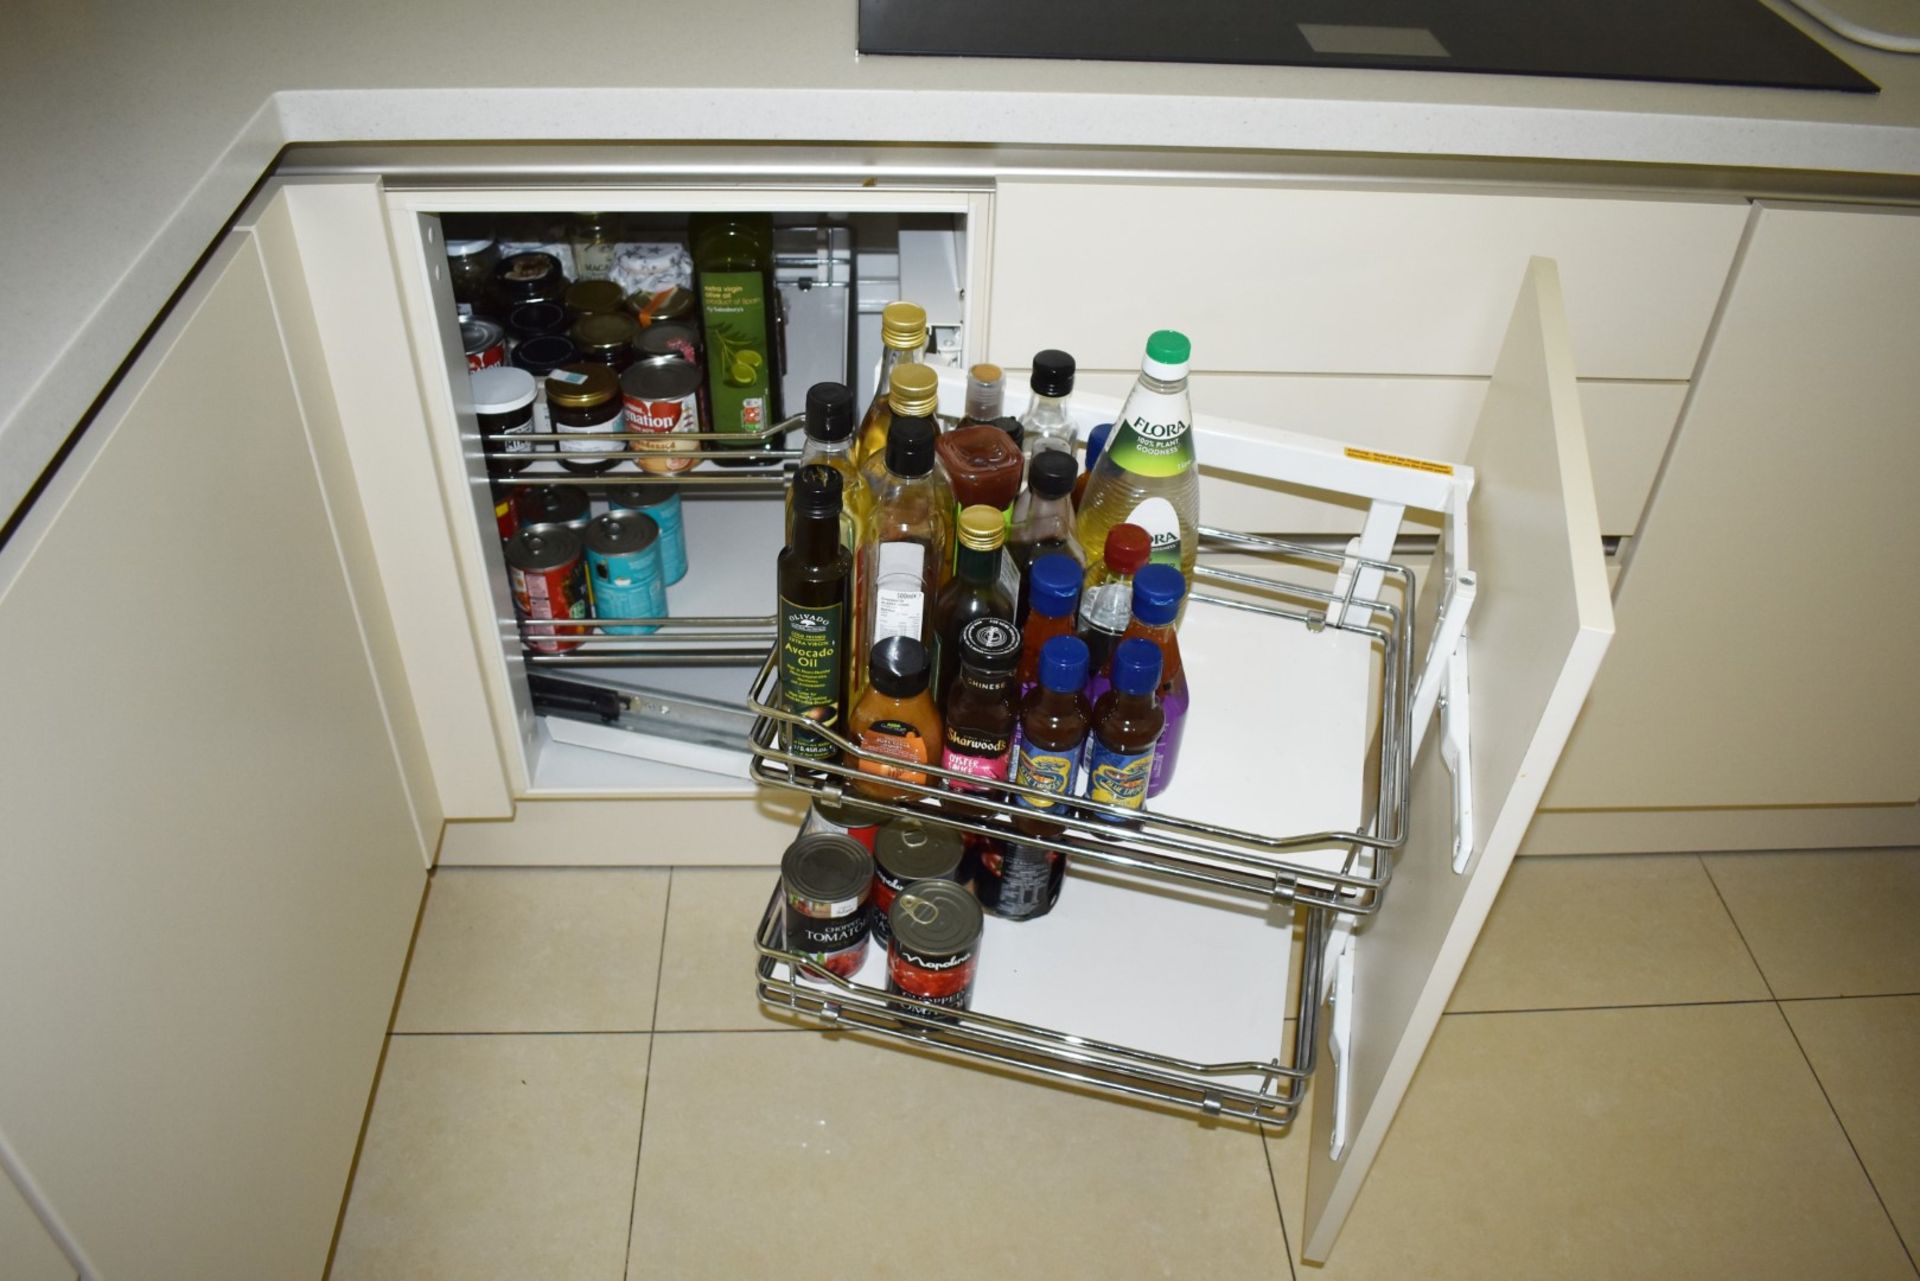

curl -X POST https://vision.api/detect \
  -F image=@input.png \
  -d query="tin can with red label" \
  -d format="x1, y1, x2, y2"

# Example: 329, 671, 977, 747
504, 524, 588, 654
620, 354, 704, 475
463, 318, 507, 371
491, 484, 518, 541
781, 833, 873, 979
886, 879, 982, 1015
800, 798, 883, 852
869, 819, 964, 949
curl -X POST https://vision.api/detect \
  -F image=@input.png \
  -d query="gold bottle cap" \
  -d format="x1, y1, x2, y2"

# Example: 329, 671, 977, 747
969, 362, 1003, 383
545, 362, 620, 408
957, 504, 1006, 552
881, 301, 928, 350
887, 362, 940, 418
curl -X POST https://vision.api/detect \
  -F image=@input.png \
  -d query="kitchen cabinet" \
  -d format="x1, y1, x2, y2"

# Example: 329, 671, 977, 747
1543, 203, 1920, 814
0, 198, 425, 1281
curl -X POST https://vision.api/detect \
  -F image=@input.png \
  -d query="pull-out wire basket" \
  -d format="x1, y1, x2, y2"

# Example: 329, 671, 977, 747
748, 529, 1414, 916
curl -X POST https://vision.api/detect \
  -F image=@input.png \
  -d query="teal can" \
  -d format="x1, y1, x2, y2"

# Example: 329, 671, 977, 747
606, 483, 687, 585
584, 512, 666, 635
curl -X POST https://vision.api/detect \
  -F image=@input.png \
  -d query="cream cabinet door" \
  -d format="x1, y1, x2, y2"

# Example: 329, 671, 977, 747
1546, 204, 1920, 809
0, 222, 423, 1279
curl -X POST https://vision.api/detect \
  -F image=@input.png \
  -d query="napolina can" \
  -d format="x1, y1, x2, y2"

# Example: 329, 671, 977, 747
620, 354, 704, 475
781, 833, 873, 979
886, 879, 982, 1015
869, 819, 964, 949
504, 524, 588, 654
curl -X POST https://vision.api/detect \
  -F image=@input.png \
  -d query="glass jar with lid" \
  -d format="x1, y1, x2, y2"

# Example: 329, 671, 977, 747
571, 212, 619, 281
546, 362, 625, 475
565, 279, 626, 319
511, 334, 581, 436
494, 250, 569, 310
571, 313, 639, 373
446, 237, 498, 320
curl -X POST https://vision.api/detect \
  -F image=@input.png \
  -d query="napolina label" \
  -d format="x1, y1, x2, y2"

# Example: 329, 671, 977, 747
779, 597, 843, 760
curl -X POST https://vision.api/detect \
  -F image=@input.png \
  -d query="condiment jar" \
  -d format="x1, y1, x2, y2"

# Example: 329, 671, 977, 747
545, 363, 625, 476
572, 312, 639, 372
850, 636, 942, 801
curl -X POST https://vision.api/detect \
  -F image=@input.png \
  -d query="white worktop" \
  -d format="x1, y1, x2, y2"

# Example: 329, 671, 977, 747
3, 0, 1918, 521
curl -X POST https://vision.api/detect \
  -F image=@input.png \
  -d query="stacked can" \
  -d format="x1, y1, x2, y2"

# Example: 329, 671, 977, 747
780, 833, 873, 979
605, 484, 688, 584
583, 512, 667, 635
869, 820, 965, 949
504, 524, 588, 654
885, 879, 983, 1015
800, 797, 883, 852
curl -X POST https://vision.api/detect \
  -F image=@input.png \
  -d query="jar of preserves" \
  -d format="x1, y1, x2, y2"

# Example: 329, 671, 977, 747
546, 362, 625, 476
565, 279, 625, 319
471, 366, 537, 476
572, 313, 639, 373
494, 251, 568, 310
507, 302, 570, 348
446, 237, 498, 319
628, 284, 697, 328
511, 334, 580, 437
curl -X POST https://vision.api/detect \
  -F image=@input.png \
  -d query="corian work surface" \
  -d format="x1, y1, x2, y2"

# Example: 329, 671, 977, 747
4, 0, 1920, 524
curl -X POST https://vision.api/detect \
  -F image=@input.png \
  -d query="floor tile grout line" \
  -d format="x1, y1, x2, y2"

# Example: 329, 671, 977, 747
1768, 1001, 1920, 1279
622, 868, 676, 1281
1261, 1128, 1299, 1281
387, 1026, 820, 1036
1447, 996, 1779, 1017
1697, 855, 1781, 1001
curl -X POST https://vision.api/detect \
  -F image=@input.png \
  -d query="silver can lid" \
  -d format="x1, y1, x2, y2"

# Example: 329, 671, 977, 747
888, 880, 982, 960
504, 523, 582, 573
584, 511, 659, 558
875, 820, 965, 884
781, 833, 873, 905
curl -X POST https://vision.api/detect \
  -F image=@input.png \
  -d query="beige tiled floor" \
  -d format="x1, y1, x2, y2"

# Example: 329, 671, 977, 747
331, 850, 1920, 1281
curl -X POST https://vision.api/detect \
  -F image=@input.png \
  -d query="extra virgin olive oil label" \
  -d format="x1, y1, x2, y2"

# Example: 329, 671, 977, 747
1086, 740, 1154, 817
1012, 744, 1079, 811
779, 597, 844, 760
699, 271, 772, 438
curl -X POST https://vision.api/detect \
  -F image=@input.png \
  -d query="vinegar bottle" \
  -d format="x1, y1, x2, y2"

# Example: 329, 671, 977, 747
1075, 330, 1199, 578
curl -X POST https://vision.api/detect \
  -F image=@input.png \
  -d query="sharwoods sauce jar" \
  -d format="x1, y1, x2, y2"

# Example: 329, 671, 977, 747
886, 879, 983, 1015
870, 819, 964, 949
781, 833, 873, 979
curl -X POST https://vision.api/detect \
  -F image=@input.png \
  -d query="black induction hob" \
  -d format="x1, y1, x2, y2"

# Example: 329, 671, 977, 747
857, 0, 1877, 93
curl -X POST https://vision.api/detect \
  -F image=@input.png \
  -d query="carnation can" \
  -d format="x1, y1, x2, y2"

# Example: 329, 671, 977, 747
620, 355, 704, 475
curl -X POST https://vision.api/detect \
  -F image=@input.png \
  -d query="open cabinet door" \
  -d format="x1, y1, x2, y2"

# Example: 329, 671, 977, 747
0, 205, 425, 1279
1300, 258, 1615, 1262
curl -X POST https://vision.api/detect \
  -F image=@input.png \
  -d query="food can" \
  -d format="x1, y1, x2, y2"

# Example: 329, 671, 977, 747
870, 820, 965, 948
513, 484, 591, 533
620, 355, 704, 475
781, 833, 873, 979
491, 484, 518, 541
463, 318, 506, 371
636, 320, 702, 366
605, 484, 687, 585
886, 879, 983, 1014
504, 524, 588, 654
583, 512, 666, 636
975, 843, 1066, 922
801, 798, 883, 852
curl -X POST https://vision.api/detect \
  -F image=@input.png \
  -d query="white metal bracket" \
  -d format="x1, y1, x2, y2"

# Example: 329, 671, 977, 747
1326, 934, 1357, 1161
1441, 640, 1477, 873
1325, 501, 1405, 629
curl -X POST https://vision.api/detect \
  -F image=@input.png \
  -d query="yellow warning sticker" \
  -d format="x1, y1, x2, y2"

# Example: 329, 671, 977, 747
1344, 447, 1454, 476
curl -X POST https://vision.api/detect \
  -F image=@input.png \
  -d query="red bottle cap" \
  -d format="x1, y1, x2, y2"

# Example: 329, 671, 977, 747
1103, 524, 1151, 574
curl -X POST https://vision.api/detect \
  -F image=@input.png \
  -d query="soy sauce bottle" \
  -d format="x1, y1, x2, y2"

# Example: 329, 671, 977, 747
1085, 637, 1163, 823
990, 634, 1092, 921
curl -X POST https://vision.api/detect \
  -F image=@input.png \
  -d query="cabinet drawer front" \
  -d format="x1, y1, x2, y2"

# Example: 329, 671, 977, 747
1063, 370, 1681, 537
988, 181, 1744, 380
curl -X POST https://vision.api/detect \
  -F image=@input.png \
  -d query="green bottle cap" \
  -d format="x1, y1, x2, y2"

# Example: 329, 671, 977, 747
1145, 329, 1191, 367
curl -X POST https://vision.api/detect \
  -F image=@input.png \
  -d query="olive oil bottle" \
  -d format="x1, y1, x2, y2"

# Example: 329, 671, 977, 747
692, 213, 781, 461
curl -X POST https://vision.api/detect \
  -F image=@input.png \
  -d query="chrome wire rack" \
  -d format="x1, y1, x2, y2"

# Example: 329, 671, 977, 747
756, 883, 1330, 1126
478, 411, 802, 488
748, 529, 1415, 917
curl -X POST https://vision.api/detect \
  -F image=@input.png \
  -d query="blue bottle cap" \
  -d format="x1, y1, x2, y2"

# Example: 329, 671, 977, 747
1111, 637, 1163, 697
1038, 634, 1091, 694
1085, 422, 1113, 470
1028, 554, 1083, 619
1131, 564, 1186, 627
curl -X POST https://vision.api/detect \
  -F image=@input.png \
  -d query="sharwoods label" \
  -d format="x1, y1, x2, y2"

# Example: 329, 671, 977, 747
1343, 447, 1454, 476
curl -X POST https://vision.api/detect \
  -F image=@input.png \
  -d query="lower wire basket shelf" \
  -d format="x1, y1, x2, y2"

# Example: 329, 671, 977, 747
756, 861, 1329, 1125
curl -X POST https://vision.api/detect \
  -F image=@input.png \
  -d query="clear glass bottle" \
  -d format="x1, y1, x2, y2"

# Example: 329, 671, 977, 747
1076, 523, 1150, 675
930, 506, 1015, 706
960, 363, 1005, 427
1019, 349, 1077, 467
856, 301, 929, 466
860, 363, 949, 506
1075, 330, 1200, 579
792, 381, 869, 556
860, 415, 949, 664
570, 212, 619, 281
1008, 448, 1085, 622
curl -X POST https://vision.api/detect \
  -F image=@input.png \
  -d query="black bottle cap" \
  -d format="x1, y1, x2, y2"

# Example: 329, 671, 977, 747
1029, 349, 1076, 397
885, 418, 937, 478
958, 617, 1022, 674
805, 381, 854, 443
868, 636, 931, 698
993, 416, 1025, 452
1028, 448, 1078, 499
792, 464, 844, 517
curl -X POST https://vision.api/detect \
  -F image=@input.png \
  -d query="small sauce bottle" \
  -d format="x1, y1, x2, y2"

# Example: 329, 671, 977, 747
1109, 564, 1188, 797
850, 636, 942, 801
1077, 523, 1150, 675
959, 363, 1006, 428
1016, 554, 1084, 699
1009, 449, 1085, 622
1086, 637, 1164, 822
941, 616, 1023, 792
992, 634, 1093, 920
930, 505, 1015, 706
